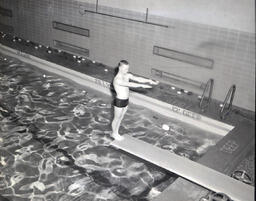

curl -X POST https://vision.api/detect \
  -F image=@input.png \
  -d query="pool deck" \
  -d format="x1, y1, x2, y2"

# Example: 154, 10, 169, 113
0, 33, 255, 200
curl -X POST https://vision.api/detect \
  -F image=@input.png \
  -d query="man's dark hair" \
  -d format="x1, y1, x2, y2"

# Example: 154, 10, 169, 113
118, 60, 129, 67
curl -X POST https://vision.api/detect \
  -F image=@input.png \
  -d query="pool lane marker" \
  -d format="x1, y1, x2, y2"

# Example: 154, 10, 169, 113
0, 43, 234, 136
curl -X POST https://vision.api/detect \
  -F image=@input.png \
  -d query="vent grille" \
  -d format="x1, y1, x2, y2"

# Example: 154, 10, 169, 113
151, 68, 206, 90
53, 21, 89, 37
153, 46, 214, 69
0, 6, 12, 17
54, 40, 89, 57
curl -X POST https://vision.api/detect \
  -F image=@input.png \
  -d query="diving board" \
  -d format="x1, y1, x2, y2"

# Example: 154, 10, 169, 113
111, 135, 254, 201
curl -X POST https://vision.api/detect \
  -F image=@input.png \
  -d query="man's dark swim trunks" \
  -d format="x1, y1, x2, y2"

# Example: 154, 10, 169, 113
114, 98, 129, 108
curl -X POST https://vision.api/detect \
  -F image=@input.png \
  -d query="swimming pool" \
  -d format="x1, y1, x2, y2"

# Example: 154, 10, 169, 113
0, 53, 225, 201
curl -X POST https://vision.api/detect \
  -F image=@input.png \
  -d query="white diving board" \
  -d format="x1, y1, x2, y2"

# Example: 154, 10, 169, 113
111, 135, 254, 201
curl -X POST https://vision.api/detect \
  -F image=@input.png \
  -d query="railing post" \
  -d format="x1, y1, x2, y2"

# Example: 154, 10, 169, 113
199, 78, 214, 112
219, 85, 236, 120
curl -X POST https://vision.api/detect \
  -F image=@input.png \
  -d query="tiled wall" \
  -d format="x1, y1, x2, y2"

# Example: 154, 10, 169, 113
0, 0, 255, 111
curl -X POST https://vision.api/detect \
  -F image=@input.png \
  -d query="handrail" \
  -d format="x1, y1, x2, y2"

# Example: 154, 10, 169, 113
199, 78, 214, 112
83, 9, 169, 28
219, 85, 236, 120
80, 1, 169, 28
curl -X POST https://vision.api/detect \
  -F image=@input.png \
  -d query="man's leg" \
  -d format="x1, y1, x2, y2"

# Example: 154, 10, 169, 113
111, 106, 127, 140
114, 106, 128, 134
119, 106, 128, 125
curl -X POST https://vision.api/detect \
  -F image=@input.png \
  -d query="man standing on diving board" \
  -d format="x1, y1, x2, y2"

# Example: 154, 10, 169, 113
111, 60, 159, 140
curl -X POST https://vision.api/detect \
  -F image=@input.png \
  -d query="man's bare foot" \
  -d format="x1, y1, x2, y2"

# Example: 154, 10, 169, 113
112, 133, 124, 141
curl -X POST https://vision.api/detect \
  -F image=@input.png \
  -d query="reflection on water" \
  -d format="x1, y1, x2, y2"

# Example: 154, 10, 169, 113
0, 55, 221, 201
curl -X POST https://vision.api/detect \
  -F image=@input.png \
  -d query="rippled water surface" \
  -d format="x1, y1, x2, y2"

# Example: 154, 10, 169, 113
0, 55, 222, 201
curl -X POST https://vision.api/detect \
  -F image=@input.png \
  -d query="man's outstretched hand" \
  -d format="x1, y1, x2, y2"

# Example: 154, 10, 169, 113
141, 84, 153, 88
149, 80, 159, 85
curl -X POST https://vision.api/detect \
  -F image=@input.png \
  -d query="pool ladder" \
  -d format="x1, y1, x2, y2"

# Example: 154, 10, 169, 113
199, 79, 214, 112
219, 85, 236, 120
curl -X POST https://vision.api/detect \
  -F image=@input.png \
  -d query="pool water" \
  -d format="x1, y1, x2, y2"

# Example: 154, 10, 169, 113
0, 54, 222, 201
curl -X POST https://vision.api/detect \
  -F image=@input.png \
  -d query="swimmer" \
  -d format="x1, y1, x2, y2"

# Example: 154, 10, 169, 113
111, 60, 159, 140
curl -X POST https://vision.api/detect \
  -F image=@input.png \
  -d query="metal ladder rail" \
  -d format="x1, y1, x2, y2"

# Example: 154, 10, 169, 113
219, 85, 236, 120
199, 78, 214, 112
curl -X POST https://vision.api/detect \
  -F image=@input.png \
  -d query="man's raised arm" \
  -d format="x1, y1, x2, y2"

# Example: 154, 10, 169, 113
115, 77, 152, 88
129, 74, 159, 85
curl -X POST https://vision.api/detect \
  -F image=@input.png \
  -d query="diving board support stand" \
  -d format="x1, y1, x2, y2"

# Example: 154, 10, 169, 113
111, 135, 254, 201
